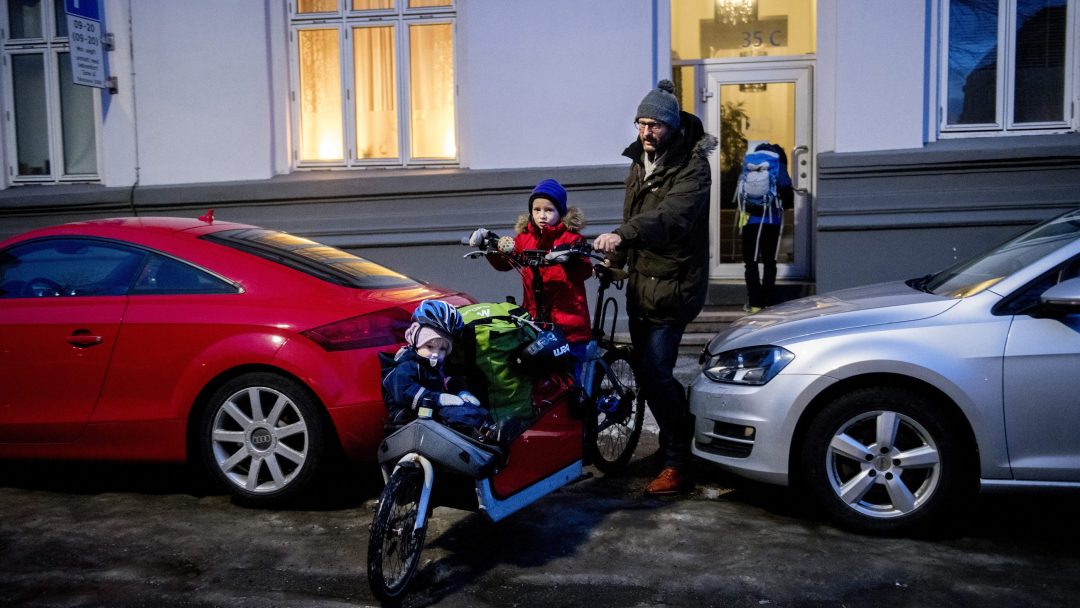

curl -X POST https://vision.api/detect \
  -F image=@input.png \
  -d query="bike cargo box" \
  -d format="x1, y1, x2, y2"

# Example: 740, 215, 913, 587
378, 419, 499, 478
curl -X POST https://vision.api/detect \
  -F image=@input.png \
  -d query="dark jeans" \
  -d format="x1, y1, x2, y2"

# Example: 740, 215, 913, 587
743, 222, 781, 308
629, 315, 693, 470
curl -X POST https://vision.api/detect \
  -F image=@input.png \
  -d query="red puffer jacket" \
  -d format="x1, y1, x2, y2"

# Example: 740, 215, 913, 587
487, 207, 592, 343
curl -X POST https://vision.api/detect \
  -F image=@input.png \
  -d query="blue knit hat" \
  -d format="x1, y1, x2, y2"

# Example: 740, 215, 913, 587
529, 179, 568, 217
635, 79, 681, 130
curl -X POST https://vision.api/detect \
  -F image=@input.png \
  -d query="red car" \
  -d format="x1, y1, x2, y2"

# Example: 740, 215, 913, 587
0, 214, 472, 506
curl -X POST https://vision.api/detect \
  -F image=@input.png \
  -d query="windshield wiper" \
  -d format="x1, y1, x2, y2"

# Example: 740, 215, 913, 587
906, 273, 935, 293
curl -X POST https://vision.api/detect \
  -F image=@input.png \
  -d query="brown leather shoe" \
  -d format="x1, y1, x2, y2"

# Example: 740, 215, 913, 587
645, 467, 691, 495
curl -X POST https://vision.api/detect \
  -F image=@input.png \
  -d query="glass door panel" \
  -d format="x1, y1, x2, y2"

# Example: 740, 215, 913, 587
717, 81, 794, 265
704, 64, 811, 280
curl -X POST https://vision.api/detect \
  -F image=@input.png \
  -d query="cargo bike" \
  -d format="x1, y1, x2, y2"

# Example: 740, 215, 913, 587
366, 239, 645, 602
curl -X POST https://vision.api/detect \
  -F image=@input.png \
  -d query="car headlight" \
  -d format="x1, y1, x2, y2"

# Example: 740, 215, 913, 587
702, 345, 794, 385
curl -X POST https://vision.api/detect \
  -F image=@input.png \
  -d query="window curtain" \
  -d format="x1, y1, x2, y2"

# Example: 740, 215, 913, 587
354, 26, 398, 159
298, 29, 344, 161
408, 23, 455, 159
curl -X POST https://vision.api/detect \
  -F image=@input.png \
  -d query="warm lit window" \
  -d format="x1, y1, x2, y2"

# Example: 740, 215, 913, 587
1, 0, 99, 183
669, 0, 817, 61
942, 0, 1074, 134
290, 0, 456, 166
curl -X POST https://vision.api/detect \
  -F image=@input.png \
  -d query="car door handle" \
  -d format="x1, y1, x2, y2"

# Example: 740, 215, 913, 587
67, 330, 104, 348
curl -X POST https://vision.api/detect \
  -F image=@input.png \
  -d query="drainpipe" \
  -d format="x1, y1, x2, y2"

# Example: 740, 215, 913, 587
126, 0, 140, 216
651, 0, 659, 85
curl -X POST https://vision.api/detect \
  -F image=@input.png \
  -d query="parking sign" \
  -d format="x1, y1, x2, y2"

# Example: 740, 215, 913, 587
65, 0, 106, 88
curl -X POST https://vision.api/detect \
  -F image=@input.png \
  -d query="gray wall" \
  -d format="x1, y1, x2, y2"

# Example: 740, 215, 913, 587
13, 133, 1080, 308
0, 166, 629, 313
815, 134, 1080, 293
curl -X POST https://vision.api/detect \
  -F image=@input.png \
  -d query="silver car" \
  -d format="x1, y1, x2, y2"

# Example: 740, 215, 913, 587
690, 208, 1080, 534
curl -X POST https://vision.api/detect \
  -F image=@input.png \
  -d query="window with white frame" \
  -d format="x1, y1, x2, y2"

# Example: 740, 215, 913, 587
1, 0, 99, 182
943, 0, 1074, 134
289, 0, 456, 167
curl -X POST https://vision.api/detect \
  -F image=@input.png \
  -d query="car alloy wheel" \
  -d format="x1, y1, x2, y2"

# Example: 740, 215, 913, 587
825, 409, 941, 519
801, 386, 970, 534
201, 372, 325, 506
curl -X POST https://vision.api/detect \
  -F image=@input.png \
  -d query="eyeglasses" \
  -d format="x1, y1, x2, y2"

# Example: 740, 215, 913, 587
634, 120, 666, 133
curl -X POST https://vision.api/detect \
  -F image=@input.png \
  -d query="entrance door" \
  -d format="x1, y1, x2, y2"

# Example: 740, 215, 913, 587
700, 62, 812, 280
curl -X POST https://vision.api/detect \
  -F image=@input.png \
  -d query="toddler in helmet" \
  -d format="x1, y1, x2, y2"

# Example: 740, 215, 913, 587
380, 300, 490, 431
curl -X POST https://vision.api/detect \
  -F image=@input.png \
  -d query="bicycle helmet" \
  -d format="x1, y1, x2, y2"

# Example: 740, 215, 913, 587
411, 299, 464, 339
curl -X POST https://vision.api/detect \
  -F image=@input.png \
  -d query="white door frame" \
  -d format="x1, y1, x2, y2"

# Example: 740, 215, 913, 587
693, 59, 814, 280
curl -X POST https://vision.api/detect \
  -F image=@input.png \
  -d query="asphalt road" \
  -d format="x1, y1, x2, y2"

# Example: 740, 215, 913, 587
3, 359, 1080, 607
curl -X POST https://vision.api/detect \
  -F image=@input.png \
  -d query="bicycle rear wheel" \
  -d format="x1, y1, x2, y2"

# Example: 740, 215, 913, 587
367, 462, 427, 602
590, 347, 645, 473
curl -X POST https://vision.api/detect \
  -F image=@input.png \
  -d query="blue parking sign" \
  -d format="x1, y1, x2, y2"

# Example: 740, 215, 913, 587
64, 0, 101, 21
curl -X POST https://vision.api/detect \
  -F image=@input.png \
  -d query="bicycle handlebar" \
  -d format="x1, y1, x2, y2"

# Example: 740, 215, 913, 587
542, 242, 606, 264
462, 234, 628, 282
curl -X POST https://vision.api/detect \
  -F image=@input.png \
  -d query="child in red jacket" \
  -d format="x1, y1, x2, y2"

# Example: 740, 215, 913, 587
469, 179, 592, 377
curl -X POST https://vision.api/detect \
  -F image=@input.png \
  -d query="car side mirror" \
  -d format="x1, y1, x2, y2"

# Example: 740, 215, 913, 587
1038, 277, 1080, 315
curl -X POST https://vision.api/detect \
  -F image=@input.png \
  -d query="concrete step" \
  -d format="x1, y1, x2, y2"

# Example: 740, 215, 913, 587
679, 332, 714, 355
613, 305, 749, 354
687, 306, 746, 333
706, 279, 815, 307
607, 279, 818, 356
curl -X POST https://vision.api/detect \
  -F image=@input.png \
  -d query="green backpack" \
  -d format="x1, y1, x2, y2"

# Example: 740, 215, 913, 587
455, 302, 538, 425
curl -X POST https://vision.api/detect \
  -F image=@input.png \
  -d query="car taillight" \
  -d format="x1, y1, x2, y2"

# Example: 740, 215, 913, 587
301, 308, 411, 352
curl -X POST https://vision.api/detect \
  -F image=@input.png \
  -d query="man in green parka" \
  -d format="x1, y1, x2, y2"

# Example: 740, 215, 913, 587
594, 79, 716, 495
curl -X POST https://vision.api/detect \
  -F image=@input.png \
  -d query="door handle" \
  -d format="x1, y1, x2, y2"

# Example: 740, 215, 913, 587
67, 329, 103, 348
792, 145, 810, 196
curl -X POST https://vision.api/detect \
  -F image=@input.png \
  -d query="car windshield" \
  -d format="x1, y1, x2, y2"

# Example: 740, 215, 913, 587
910, 210, 1080, 298
205, 229, 421, 289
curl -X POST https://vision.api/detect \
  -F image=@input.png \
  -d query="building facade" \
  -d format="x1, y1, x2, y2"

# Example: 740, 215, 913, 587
1, 0, 1078, 303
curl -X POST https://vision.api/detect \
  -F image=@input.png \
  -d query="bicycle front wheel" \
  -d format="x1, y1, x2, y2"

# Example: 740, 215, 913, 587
590, 347, 646, 474
367, 462, 427, 603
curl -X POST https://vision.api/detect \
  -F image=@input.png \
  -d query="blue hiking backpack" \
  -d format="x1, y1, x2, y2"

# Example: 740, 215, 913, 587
734, 148, 782, 223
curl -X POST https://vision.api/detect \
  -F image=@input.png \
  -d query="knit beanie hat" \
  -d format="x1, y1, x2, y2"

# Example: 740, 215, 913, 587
529, 178, 568, 217
405, 322, 452, 354
635, 79, 681, 130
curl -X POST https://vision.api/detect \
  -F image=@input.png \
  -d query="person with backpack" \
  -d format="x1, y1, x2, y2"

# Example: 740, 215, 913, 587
593, 80, 716, 496
735, 142, 794, 313
380, 300, 490, 432
467, 179, 593, 379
